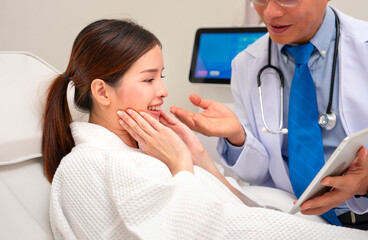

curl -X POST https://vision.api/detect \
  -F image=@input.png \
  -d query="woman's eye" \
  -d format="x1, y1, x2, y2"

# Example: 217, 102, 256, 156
144, 78, 154, 83
161, 75, 165, 79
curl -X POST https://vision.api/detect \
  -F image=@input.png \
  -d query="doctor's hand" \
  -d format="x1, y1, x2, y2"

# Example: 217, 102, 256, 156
300, 147, 368, 216
117, 109, 193, 176
158, 111, 245, 202
170, 94, 245, 146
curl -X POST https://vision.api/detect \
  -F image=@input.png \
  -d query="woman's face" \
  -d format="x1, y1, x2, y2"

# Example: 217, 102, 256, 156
114, 45, 168, 120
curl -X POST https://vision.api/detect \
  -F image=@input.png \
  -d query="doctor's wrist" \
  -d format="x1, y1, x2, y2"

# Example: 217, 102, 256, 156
226, 125, 246, 147
227, 133, 245, 147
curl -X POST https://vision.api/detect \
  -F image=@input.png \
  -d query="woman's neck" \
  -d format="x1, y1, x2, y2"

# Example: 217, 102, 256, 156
89, 112, 138, 149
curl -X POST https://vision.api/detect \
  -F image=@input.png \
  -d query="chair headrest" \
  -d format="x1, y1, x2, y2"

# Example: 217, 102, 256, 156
0, 51, 58, 165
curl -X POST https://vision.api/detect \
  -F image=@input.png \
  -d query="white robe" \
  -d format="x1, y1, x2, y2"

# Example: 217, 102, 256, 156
50, 122, 367, 239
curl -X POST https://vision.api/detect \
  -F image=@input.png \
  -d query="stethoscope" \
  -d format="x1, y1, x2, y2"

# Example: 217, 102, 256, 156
258, 9, 340, 134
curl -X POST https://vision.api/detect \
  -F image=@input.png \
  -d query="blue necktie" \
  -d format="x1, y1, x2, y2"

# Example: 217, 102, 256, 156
286, 43, 341, 226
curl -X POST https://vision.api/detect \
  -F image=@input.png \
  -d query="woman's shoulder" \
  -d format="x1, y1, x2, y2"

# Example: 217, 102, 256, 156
59, 143, 104, 168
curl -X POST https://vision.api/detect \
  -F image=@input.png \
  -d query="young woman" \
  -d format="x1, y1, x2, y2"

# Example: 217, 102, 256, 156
42, 19, 366, 239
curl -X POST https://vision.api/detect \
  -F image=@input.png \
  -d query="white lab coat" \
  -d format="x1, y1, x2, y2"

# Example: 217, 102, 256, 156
218, 9, 368, 214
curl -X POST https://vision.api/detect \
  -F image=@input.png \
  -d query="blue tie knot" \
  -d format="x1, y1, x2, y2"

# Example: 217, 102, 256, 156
286, 43, 315, 65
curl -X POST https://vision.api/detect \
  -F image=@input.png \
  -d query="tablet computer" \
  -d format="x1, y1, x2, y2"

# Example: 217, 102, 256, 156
288, 128, 368, 214
189, 27, 267, 84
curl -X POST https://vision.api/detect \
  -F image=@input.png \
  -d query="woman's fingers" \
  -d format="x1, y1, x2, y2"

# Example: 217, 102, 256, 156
160, 110, 179, 125
159, 115, 171, 128
159, 110, 188, 133
118, 109, 171, 138
117, 111, 148, 142
138, 111, 168, 133
117, 110, 155, 138
122, 109, 159, 133
117, 110, 194, 175
117, 111, 146, 144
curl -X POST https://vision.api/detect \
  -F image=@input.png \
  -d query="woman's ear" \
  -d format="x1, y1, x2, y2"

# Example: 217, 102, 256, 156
90, 79, 112, 106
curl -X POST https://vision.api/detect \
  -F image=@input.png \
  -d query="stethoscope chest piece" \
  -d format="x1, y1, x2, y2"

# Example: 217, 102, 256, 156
318, 112, 336, 130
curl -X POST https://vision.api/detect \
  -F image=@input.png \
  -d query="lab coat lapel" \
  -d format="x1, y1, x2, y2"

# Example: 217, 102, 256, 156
251, 42, 292, 191
338, 10, 368, 135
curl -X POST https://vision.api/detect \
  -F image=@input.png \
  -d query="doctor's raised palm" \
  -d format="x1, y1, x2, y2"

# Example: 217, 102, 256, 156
171, 94, 245, 146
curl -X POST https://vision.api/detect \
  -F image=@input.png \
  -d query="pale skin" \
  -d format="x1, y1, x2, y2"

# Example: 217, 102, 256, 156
88, 45, 243, 201
89, 45, 168, 149
89, 45, 193, 176
171, 0, 368, 216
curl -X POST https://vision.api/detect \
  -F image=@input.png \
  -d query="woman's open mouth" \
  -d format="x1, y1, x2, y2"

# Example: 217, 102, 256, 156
147, 104, 162, 116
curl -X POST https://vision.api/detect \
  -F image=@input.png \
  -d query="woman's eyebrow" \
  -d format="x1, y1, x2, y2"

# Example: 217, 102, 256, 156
140, 67, 165, 73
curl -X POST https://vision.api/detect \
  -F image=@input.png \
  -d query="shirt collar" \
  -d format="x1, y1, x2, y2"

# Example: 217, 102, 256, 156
278, 6, 336, 62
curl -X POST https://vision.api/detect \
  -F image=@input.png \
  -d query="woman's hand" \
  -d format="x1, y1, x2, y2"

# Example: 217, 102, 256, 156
158, 110, 209, 167
170, 94, 245, 146
300, 147, 368, 215
117, 109, 246, 203
117, 109, 193, 176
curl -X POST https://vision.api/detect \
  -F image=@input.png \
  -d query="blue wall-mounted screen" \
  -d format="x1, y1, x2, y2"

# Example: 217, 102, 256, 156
189, 27, 267, 84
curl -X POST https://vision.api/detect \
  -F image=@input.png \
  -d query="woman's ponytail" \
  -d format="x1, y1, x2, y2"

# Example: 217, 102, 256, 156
42, 74, 74, 183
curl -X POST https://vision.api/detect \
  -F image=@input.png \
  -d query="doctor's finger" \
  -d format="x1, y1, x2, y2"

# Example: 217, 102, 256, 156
301, 190, 349, 214
321, 175, 350, 189
322, 166, 368, 193
299, 191, 344, 215
300, 205, 333, 216
170, 106, 196, 128
357, 146, 368, 157
189, 93, 212, 109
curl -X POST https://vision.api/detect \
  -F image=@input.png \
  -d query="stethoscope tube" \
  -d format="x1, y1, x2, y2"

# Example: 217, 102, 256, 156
318, 9, 340, 130
258, 9, 340, 134
257, 38, 288, 134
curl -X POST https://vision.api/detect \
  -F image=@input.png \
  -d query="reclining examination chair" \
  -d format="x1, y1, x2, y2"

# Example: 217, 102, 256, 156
0, 51, 83, 240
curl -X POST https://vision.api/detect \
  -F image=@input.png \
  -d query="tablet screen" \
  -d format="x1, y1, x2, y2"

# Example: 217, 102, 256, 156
189, 27, 267, 84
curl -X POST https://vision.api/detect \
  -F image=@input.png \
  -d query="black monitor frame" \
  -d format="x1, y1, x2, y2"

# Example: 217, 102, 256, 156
189, 27, 267, 84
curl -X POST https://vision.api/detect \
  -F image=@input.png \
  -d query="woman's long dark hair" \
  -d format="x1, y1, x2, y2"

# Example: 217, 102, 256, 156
42, 19, 161, 182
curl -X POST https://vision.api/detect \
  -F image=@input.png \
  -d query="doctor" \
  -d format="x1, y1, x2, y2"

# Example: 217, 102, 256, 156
171, 0, 368, 229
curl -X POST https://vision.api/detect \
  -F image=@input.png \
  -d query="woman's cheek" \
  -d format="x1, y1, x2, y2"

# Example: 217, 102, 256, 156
119, 87, 147, 110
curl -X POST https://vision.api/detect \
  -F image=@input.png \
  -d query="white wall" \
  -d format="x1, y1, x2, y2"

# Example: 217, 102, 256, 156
1, 0, 367, 165
0, 0, 247, 113
330, 0, 368, 21
1, 0, 367, 111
